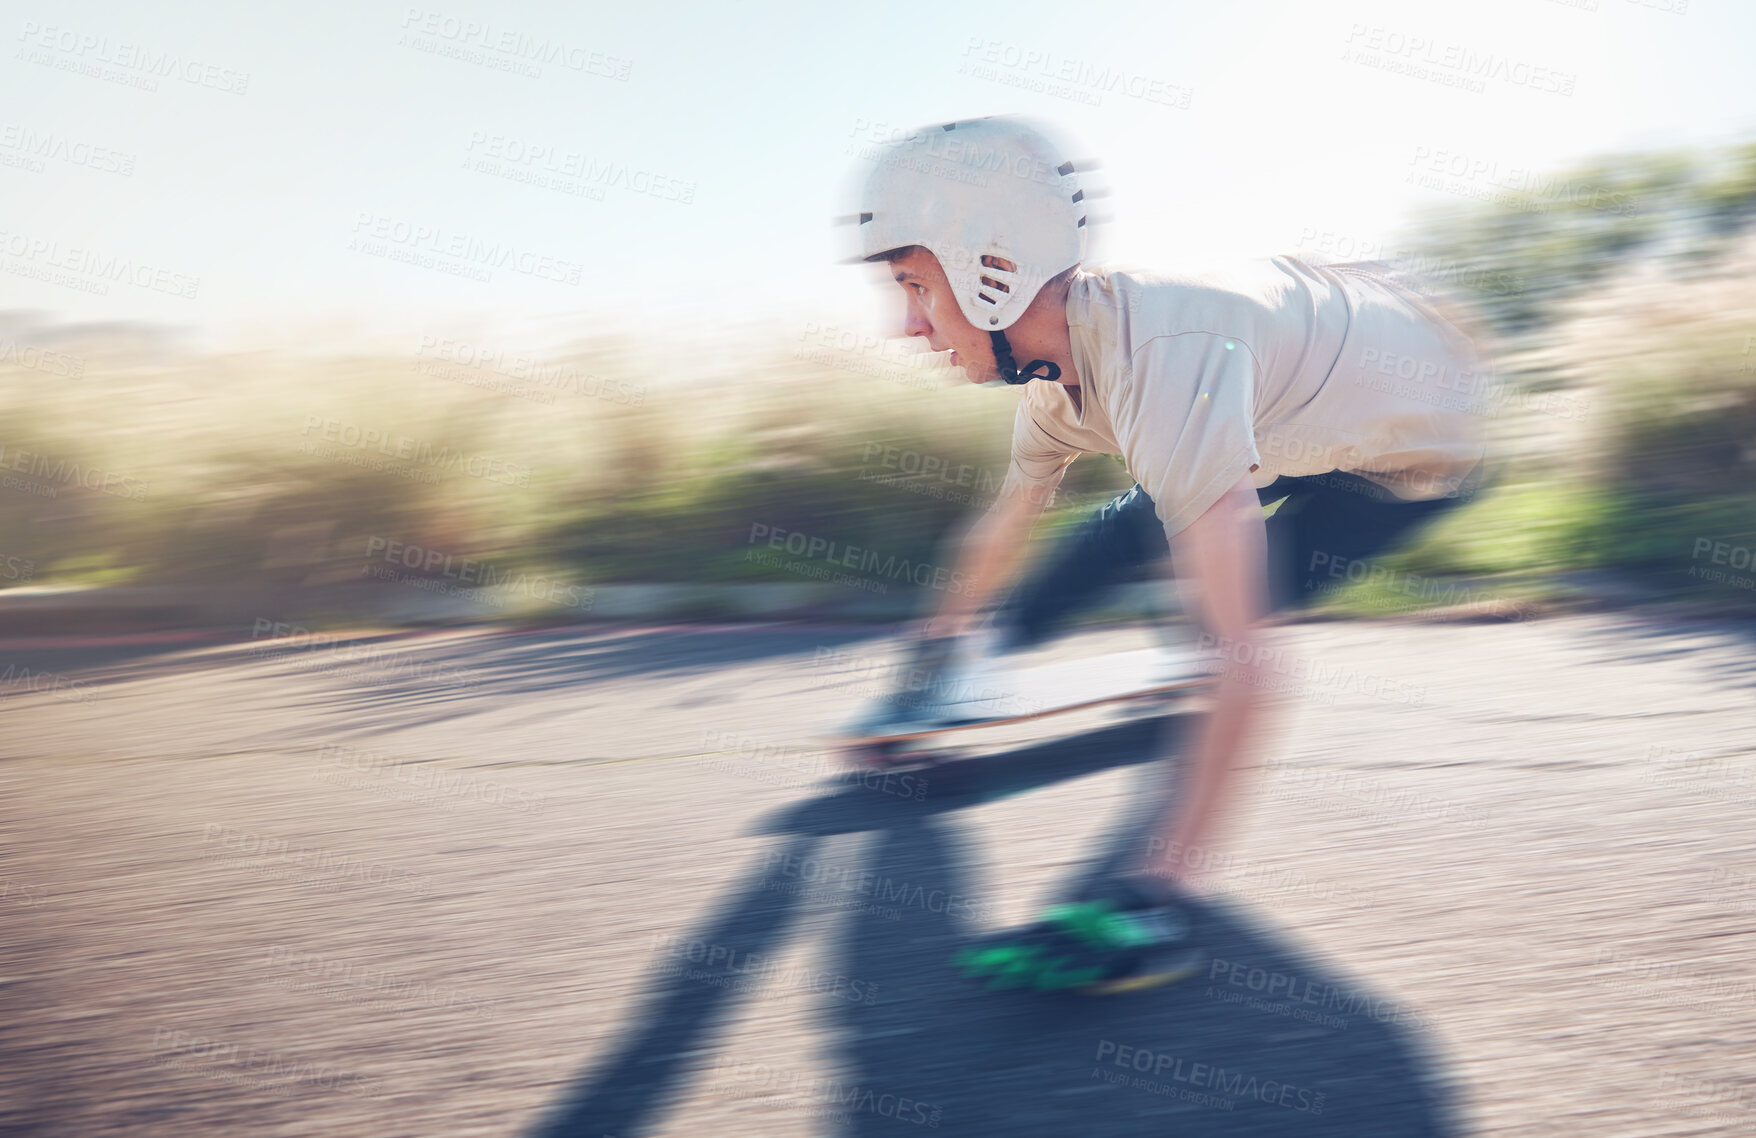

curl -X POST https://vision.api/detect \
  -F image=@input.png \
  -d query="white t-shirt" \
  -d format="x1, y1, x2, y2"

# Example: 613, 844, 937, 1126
1005, 258, 1491, 535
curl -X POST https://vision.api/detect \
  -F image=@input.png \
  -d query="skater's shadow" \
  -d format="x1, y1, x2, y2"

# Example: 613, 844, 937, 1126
529, 718, 1462, 1137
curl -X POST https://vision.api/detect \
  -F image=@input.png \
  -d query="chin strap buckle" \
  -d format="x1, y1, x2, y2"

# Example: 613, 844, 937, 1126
990, 329, 1062, 385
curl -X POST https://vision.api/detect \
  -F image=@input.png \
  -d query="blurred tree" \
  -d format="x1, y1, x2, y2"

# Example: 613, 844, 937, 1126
1404, 147, 1719, 334
1692, 142, 1756, 237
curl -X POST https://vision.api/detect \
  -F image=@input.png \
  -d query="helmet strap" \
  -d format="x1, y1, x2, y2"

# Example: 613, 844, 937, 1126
990, 329, 1062, 385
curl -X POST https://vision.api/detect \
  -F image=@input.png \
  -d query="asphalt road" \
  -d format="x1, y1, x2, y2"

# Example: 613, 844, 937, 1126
3, 612, 1754, 1136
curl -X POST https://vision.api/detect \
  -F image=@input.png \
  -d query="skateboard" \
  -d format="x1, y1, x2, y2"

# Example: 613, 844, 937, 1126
832, 646, 1213, 768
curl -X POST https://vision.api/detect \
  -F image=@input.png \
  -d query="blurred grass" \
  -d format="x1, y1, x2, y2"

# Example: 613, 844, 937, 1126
1, 270, 1751, 615
1313, 255, 1756, 615
0, 331, 1133, 603
3, 139, 1756, 618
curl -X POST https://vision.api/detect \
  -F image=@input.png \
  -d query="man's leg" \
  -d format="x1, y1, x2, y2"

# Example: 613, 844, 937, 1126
1261, 470, 1478, 611
988, 467, 1477, 649
954, 468, 1482, 994
990, 484, 1168, 651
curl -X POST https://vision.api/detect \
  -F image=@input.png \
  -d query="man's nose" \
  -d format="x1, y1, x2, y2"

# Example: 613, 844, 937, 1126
902, 304, 931, 340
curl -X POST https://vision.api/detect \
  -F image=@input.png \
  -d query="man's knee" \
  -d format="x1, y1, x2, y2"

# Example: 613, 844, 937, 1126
1097, 486, 1169, 559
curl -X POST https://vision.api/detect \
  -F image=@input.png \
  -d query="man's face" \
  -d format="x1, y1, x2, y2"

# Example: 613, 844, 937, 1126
886, 247, 999, 384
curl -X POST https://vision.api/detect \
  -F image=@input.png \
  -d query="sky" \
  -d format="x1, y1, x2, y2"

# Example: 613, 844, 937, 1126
1, 0, 1751, 355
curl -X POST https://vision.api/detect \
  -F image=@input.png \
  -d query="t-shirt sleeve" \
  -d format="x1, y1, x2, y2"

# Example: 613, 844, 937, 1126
1000, 390, 1080, 509
1109, 332, 1262, 536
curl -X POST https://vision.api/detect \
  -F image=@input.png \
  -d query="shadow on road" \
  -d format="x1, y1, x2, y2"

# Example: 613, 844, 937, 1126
528, 718, 1463, 1137
459, 625, 891, 692
226, 625, 896, 735
1575, 613, 1756, 688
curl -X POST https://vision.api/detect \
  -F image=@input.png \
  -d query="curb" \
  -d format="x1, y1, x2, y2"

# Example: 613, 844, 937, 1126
0, 581, 1185, 636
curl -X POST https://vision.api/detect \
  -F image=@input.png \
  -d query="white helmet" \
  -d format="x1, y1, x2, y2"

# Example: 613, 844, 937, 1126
853, 116, 1088, 382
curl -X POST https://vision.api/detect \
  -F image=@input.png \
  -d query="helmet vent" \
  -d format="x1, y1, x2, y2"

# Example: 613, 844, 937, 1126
858, 212, 872, 224
1071, 190, 1084, 204
979, 275, 1011, 293
1057, 161, 1075, 176
978, 293, 997, 305
1077, 216, 1086, 227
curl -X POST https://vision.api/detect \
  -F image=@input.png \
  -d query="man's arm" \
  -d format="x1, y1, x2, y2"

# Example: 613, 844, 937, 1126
1143, 473, 1272, 884
920, 470, 1064, 639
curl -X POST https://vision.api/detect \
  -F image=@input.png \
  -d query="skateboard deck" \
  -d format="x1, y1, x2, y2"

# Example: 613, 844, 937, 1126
835, 647, 1212, 747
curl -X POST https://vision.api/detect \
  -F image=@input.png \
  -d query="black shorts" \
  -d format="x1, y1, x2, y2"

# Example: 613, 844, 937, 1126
995, 468, 1481, 648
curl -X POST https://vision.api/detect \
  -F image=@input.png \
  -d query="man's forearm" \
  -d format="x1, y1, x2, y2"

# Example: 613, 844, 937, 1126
924, 491, 1045, 637
1144, 669, 1265, 882
924, 513, 1010, 636
1147, 476, 1274, 886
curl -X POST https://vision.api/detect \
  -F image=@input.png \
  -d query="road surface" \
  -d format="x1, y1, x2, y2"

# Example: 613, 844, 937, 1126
3, 612, 1754, 1136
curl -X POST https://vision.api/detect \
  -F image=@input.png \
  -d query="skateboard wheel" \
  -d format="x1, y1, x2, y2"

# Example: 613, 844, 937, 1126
844, 741, 938, 771
844, 741, 901, 770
